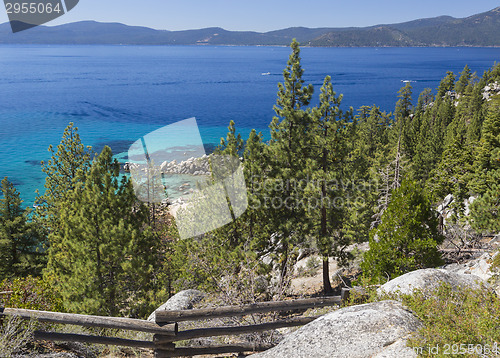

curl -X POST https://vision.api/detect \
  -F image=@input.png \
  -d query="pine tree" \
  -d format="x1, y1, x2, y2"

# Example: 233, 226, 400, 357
0, 178, 45, 278
470, 96, 500, 235
395, 82, 420, 163
266, 39, 314, 288
219, 120, 243, 157
209, 120, 247, 247
472, 96, 500, 194
348, 105, 391, 235
427, 136, 474, 221
36, 123, 93, 232
242, 129, 269, 248
362, 180, 444, 282
437, 71, 456, 98
470, 169, 500, 235
306, 75, 348, 294
47, 146, 160, 317
455, 65, 472, 95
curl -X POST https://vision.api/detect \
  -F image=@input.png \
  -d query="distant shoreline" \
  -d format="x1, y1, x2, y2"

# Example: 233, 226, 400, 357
0, 43, 499, 48
0, 7, 499, 47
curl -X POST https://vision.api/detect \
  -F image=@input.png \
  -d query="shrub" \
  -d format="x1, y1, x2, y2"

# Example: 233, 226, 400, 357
0, 275, 63, 311
361, 180, 444, 283
404, 284, 500, 357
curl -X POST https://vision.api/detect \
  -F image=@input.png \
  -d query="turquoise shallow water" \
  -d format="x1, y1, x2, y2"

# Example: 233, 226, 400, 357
0, 45, 499, 207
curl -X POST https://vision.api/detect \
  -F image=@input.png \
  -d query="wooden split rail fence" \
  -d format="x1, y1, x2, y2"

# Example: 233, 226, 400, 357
1, 290, 350, 357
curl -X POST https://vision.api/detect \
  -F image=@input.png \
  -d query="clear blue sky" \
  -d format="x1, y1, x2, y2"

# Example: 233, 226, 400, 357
1, 0, 500, 31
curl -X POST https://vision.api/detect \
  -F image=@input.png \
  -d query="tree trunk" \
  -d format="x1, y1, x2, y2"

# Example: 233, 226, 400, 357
321, 147, 333, 296
322, 257, 333, 295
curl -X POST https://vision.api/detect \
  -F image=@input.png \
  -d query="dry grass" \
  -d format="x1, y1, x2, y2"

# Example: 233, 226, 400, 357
0, 316, 36, 357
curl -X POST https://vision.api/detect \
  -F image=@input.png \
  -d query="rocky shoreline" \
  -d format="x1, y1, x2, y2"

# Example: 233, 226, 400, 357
124, 154, 211, 177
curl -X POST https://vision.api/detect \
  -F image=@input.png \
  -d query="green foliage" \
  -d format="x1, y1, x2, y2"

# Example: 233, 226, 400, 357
305, 75, 350, 292
362, 180, 444, 282
242, 128, 270, 248
172, 234, 272, 302
296, 256, 320, 278
427, 136, 475, 220
472, 96, 500, 193
4, 45, 500, 323
455, 65, 472, 95
404, 284, 500, 357
218, 120, 243, 157
470, 168, 500, 236
349, 105, 392, 233
0, 177, 46, 279
46, 146, 161, 317
0, 275, 63, 311
265, 39, 314, 285
469, 96, 500, 238
36, 122, 93, 222
395, 82, 413, 122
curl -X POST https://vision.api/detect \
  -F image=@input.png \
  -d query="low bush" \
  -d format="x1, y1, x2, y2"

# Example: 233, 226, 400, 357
403, 284, 500, 357
0, 275, 63, 311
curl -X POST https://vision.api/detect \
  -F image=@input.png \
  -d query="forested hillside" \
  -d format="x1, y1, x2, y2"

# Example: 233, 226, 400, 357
1, 41, 499, 330
1, 6, 499, 46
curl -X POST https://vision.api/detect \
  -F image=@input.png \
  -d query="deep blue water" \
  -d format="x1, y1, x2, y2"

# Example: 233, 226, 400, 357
0, 45, 499, 207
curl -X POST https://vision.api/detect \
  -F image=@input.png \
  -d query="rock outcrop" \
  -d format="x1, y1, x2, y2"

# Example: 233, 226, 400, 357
377, 268, 487, 296
251, 301, 421, 358
161, 155, 210, 176
147, 289, 205, 322
483, 81, 500, 101
442, 252, 497, 281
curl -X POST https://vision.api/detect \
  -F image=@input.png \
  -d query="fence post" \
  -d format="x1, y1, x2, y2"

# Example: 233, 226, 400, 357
341, 287, 350, 302
154, 314, 176, 357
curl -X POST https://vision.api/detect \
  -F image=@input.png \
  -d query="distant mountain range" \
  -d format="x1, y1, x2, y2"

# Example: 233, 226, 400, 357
1, 7, 499, 46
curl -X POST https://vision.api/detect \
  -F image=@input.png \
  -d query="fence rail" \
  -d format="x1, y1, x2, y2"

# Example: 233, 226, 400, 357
155, 296, 342, 324
0, 307, 177, 335
1, 292, 348, 357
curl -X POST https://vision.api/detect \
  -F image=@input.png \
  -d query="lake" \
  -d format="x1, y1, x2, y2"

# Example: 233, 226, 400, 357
0, 45, 499, 206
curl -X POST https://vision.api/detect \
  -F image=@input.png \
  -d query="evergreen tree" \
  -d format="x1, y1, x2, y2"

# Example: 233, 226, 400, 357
306, 75, 348, 294
437, 71, 456, 98
36, 123, 93, 233
470, 96, 500, 235
470, 169, 500, 235
395, 82, 420, 164
348, 105, 392, 236
267, 39, 314, 288
455, 65, 472, 95
466, 83, 486, 145
0, 178, 45, 278
427, 136, 474, 221
210, 120, 247, 247
46, 146, 160, 317
414, 88, 433, 115
242, 129, 269, 249
472, 96, 500, 194
219, 120, 243, 157
362, 180, 444, 282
